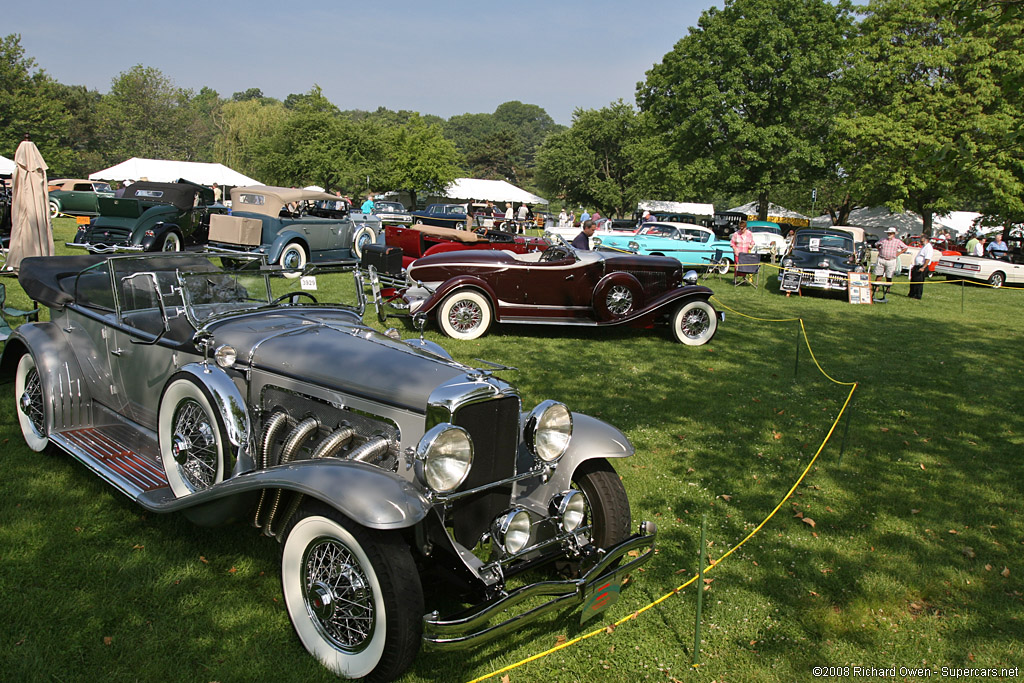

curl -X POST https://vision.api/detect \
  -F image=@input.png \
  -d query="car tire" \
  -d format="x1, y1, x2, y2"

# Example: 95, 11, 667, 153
593, 274, 643, 321
414, 219, 424, 226
158, 376, 228, 498
280, 242, 307, 279
716, 257, 733, 275
159, 231, 182, 252
437, 289, 492, 340
671, 299, 718, 346
16, 353, 50, 452
455, 222, 465, 230
281, 502, 422, 681
988, 271, 1005, 288
350, 226, 377, 260
557, 459, 631, 578
48, 200, 61, 219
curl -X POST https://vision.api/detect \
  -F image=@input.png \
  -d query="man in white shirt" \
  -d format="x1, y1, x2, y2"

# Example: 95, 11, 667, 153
909, 234, 934, 299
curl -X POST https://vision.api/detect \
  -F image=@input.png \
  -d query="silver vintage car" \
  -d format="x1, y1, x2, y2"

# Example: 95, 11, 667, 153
3, 252, 655, 681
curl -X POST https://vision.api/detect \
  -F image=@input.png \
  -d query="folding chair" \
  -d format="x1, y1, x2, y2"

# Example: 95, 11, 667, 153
702, 249, 727, 280
0, 281, 40, 328
734, 252, 760, 287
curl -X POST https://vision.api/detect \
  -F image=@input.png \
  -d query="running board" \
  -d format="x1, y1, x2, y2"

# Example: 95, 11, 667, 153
50, 424, 174, 505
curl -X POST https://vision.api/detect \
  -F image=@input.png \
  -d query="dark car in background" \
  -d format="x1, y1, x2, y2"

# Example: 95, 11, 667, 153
3, 251, 655, 681
779, 227, 865, 292
411, 203, 469, 229
69, 179, 223, 252
385, 223, 549, 268
47, 178, 115, 219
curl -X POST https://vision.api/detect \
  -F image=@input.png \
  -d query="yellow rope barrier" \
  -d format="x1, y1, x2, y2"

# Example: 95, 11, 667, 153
465, 301, 859, 683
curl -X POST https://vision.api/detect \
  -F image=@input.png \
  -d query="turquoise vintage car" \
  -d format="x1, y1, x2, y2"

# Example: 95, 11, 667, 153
48, 179, 115, 218
594, 222, 736, 272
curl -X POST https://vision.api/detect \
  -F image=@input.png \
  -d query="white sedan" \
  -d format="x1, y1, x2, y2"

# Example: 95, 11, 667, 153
934, 253, 1024, 288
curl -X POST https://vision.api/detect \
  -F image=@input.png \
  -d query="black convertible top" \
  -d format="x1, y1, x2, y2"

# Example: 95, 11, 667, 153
122, 179, 211, 211
18, 255, 108, 309
18, 254, 222, 310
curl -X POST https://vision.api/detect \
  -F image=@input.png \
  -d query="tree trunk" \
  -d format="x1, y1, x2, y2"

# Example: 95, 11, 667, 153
757, 191, 769, 221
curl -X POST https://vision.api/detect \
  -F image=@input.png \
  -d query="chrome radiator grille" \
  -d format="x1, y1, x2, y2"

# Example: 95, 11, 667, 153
451, 395, 521, 547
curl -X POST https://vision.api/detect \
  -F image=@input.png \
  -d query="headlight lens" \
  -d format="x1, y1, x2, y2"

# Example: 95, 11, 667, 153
628, 241, 640, 251
214, 345, 237, 368
416, 423, 473, 493
550, 490, 586, 532
493, 509, 532, 554
782, 258, 794, 268
526, 400, 572, 462
593, 237, 602, 246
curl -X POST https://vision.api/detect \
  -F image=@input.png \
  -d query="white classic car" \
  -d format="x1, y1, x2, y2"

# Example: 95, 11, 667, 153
933, 253, 1024, 287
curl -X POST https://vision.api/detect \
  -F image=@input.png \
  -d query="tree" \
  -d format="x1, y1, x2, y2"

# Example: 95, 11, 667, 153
378, 114, 463, 208
0, 34, 73, 172
637, 0, 854, 220
535, 101, 640, 217
838, 0, 1024, 233
212, 98, 289, 183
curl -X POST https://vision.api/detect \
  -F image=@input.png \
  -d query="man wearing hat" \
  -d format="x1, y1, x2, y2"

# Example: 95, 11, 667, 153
873, 227, 908, 298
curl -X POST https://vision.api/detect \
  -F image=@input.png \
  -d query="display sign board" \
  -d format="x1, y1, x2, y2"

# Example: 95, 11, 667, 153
848, 272, 872, 304
780, 268, 802, 293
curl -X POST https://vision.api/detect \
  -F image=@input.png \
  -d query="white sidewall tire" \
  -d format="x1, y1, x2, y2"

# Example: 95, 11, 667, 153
438, 290, 492, 340
158, 378, 226, 498
161, 232, 182, 252
672, 300, 718, 346
49, 200, 60, 219
717, 257, 733, 275
16, 354, 49, 452
280, 242, 307, 279
282, 515, 387, 679
350, 226, 376, 259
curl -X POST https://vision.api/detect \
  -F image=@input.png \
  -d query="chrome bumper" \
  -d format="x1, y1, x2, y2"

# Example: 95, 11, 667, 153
422, 521, 657, 649
65, 242, 145, 253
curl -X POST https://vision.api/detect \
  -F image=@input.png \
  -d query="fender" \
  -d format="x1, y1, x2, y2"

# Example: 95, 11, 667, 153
415, 275, 499, 318
130, 205, 177, 245
267, 230, 309, 264
138, 458, 431, 529
595, 286, 715, 329
167, 363, 253, 473
139, 221, 179, 251
514, 412, 634, 510
0, 322, 95, 434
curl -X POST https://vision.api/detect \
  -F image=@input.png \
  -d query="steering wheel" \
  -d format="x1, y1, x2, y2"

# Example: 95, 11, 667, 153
270, 291, 318, 305
540, 245, 572, 262
475, 227, 488, 236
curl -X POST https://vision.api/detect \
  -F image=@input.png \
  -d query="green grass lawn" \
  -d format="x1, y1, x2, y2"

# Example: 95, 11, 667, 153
1, 219, 1022, 682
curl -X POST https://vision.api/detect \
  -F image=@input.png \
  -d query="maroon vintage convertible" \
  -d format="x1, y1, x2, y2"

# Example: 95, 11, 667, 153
386, 223, 549, 268
371, 239, 722, 345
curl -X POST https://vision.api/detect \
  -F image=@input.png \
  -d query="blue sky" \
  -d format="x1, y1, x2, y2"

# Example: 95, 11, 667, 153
7, 0, 714, 125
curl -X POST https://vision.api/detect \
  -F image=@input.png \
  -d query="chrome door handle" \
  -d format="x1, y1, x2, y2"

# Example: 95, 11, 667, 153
565, 274, 574, 280
111, 348, 123, 356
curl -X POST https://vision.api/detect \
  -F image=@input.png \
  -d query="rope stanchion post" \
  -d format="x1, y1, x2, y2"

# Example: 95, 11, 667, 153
693, 514, 707, 668
794, 321, 801, 382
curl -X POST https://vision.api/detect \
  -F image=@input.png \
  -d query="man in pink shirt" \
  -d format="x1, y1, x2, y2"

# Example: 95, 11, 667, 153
873, 227, 908, 297
730, 220, 754, 284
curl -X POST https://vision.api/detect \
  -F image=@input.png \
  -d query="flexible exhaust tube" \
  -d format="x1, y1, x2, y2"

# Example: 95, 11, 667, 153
253, 411, 289, 529
264, 417, 320, 537
311, 426, 355, 459
347, 435, 390, 464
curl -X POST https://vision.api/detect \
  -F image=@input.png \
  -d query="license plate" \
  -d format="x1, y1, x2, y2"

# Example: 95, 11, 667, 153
581, 572, 623, 624
813, 269, 830, 284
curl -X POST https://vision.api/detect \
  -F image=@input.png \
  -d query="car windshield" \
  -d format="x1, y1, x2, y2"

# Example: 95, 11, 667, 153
795, 234, 853, 253
376, 202, 405, 212
93, 183, 113, 193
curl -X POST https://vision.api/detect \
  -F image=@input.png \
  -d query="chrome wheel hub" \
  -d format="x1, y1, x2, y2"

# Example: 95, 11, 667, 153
303, 538, 374, 651
606, 285, 633, 316
449, 301, 482, 332
681, 309, 710, 338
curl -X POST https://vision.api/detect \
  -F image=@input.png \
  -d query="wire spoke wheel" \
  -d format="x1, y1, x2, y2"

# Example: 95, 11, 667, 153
16, 354, 49, 451
605, 284, 634, 316
302, 536, 375, 651
671, 300, 718, 346
172, 399, 220, 490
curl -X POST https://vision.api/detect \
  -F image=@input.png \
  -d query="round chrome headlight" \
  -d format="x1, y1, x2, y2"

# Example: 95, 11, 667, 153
525, 400, 572, 462
550, 490, 586, 532
683, 269, 699, 285
628, 241, 640, 251
493, 508, 532, 554
782, 258, 794, 268
415, 423, 473, 493
214, 345, 236, 368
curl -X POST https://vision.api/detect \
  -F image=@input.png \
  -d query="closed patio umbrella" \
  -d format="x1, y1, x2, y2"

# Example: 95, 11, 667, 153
7, 137, 54, 271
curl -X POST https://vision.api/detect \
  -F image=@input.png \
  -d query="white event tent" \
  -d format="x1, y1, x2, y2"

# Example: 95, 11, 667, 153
0, 154, 16, 175
729, 201, 810, 225
811, 207, 983, 239
440, 178, 548, 205
89, 157, 260, 186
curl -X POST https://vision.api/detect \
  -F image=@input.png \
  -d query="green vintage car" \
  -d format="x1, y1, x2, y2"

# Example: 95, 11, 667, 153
48, 179, 115, 218
69, 179, 225, 252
